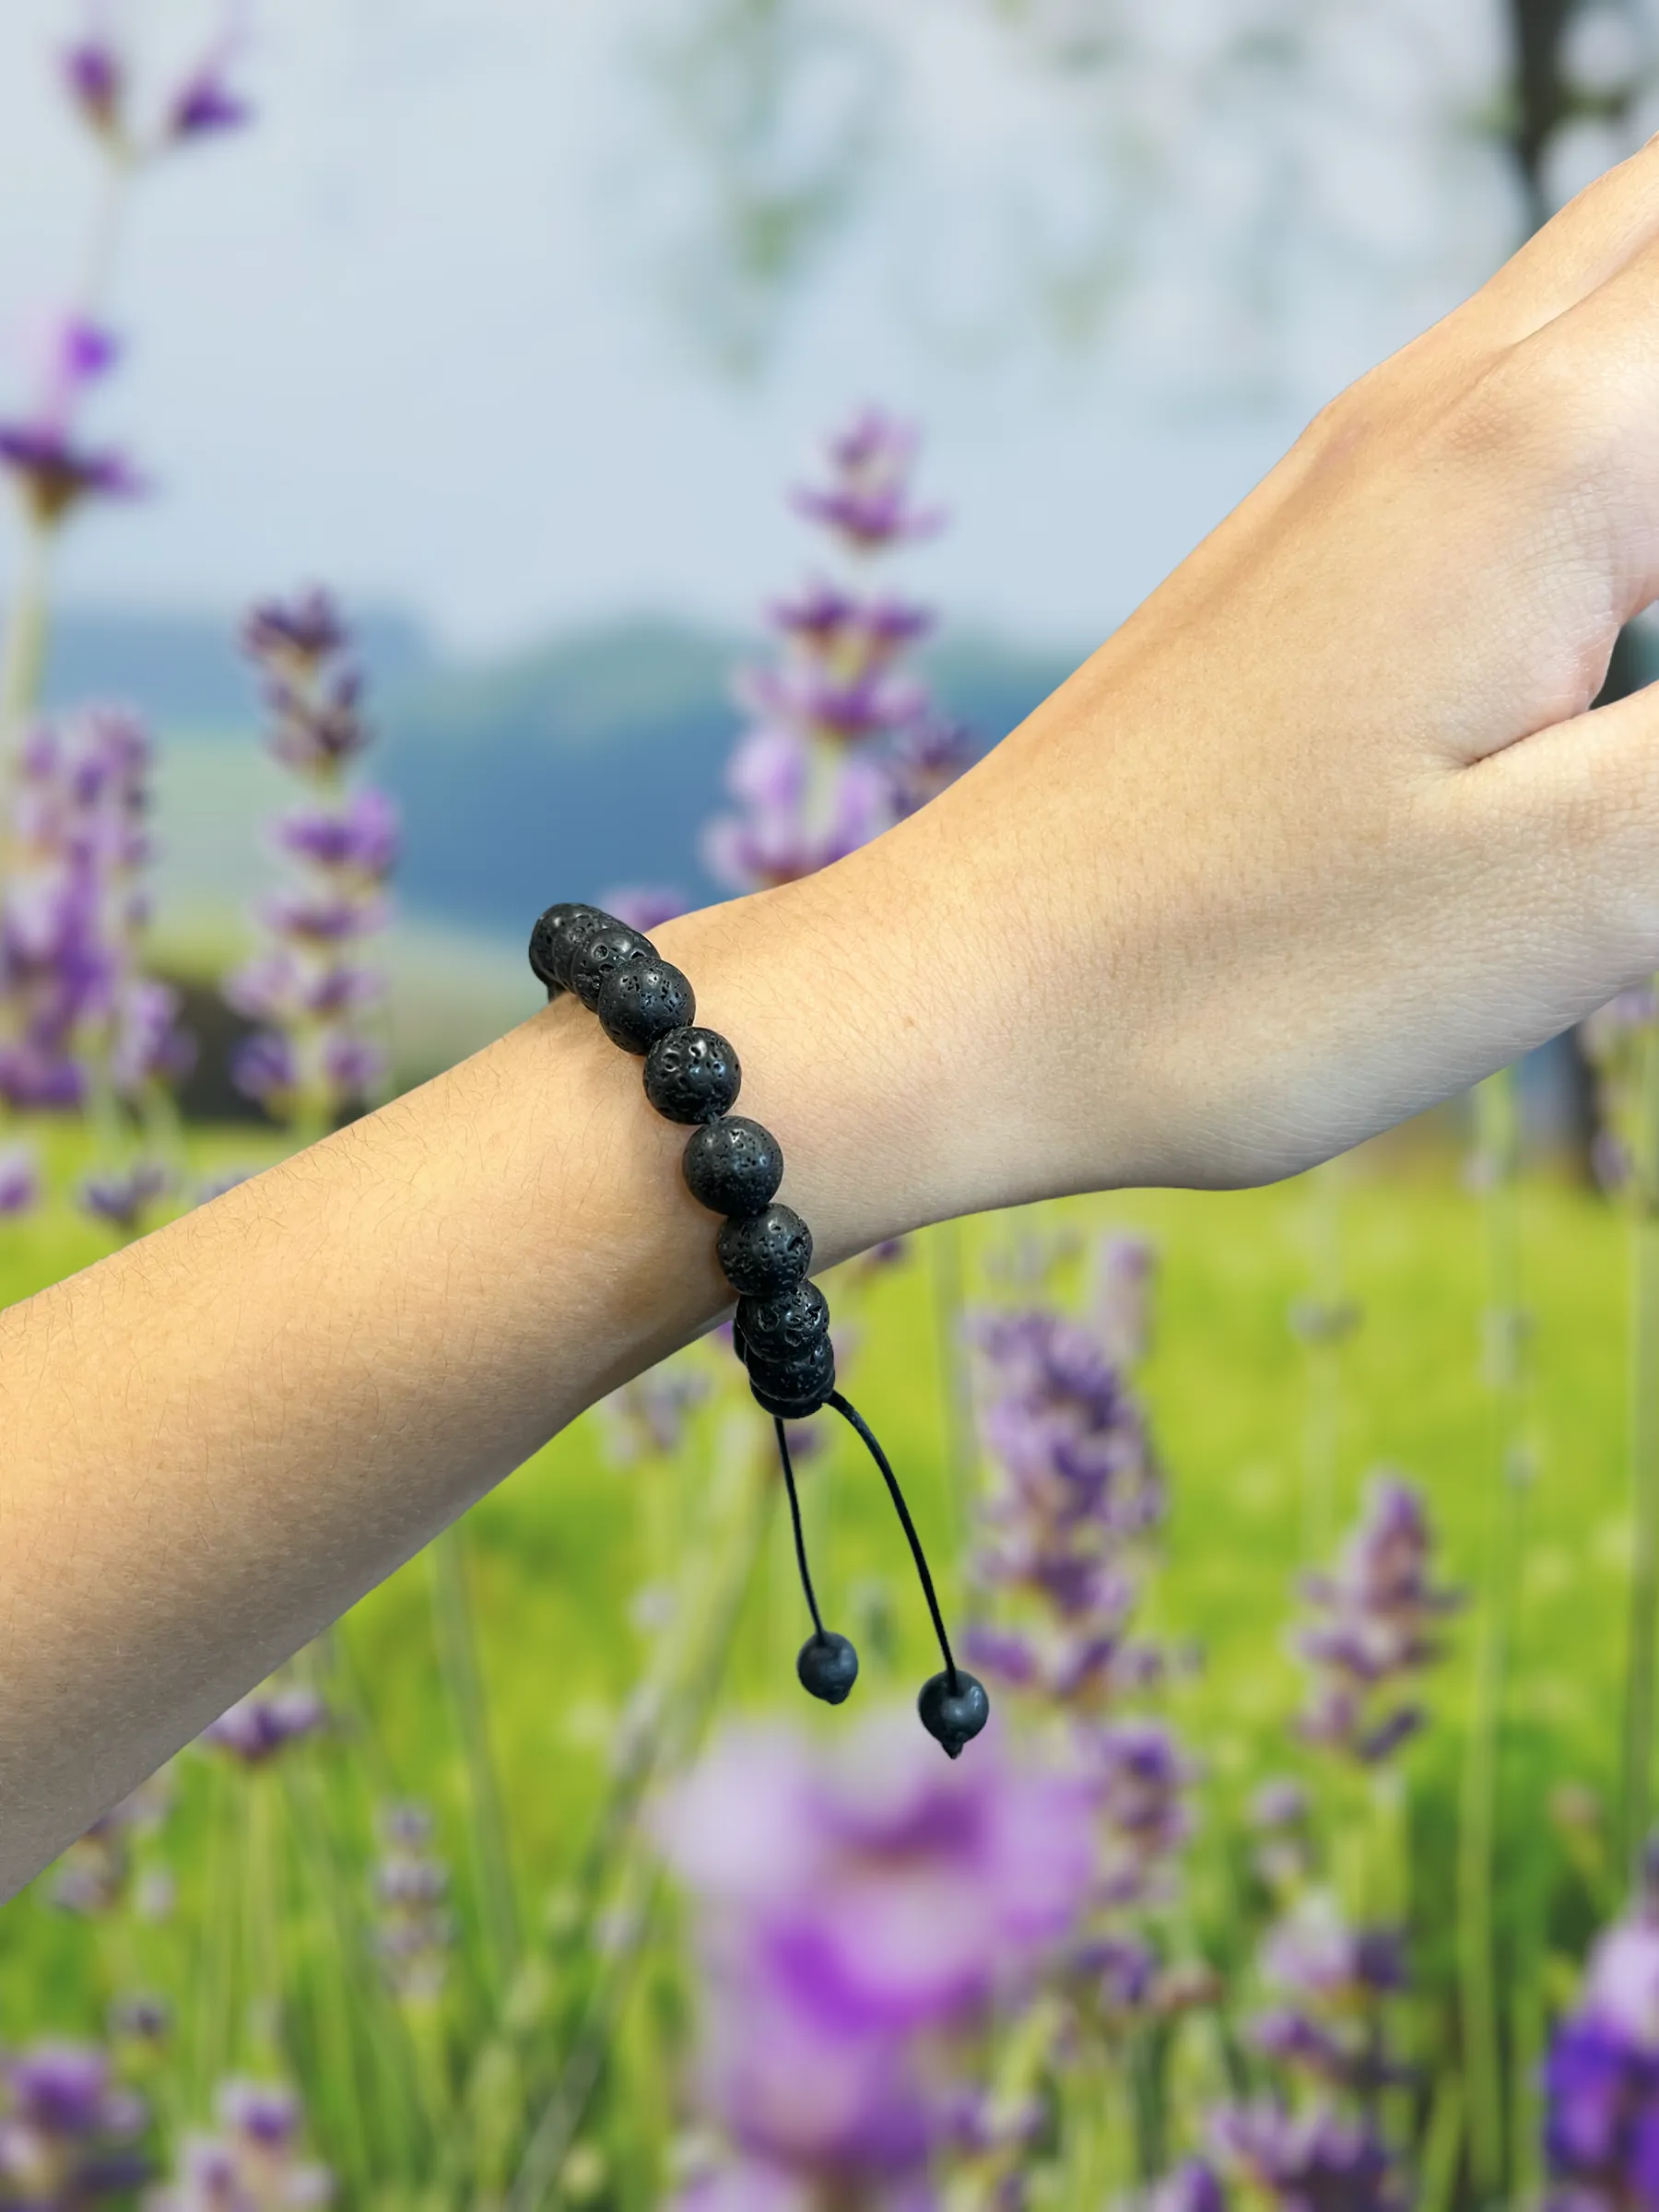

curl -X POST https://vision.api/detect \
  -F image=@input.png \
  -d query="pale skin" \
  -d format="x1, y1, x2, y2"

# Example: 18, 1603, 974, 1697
7, 143, 1659, 1896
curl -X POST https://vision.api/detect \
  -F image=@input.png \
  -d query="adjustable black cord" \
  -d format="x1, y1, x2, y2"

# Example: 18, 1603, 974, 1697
774, 1415, 826, 1641
827, 1388, 960, 1696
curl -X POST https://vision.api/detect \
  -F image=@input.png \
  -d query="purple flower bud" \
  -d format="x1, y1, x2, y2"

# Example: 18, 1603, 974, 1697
262, 671, 370, 779
1210, 2100, 1401, 2210
199, 1684, 326, 1765
79, 1159, 169, 1234
0, 426, 142, 529
0, 1144, 40, 1218
62, 34, 124, 142
276, 787, 398, 878
1149, 2161, 1228, 2212
262, 887, 388, 946
242, 591, 347, 672
163, 35, 253, 147
230, 1029, 298, 1111
793, 411, 946, 553
601, 886, 691, 935
319, 1031, 384, 1100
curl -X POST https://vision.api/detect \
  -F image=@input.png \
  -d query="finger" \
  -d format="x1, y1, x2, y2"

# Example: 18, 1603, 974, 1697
1461, 679, 1659, 1022
1454, 133, 1659, 349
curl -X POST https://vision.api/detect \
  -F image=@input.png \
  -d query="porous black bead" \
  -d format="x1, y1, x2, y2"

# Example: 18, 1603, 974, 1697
528, 902, 608, 996
642, 1027, 741, 1124
597, 959, 696, 1053
797, 1631, 859, 1706
737, 1281, 830, 1361
570, 923, 654, 1012
750, 1371, 832, 1418
717, 1205, 814, 1298
747, 1336, 835, 1418
744, 1332, 834, 1395
682, 1116, 783, 1218
917, 1670, 991, 1761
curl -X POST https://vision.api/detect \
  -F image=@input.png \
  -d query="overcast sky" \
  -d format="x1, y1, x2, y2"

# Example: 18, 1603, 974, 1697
0, 0, 1618, 657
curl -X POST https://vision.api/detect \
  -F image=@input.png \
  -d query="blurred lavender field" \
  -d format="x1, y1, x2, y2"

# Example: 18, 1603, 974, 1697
8, 5, 1659, 2210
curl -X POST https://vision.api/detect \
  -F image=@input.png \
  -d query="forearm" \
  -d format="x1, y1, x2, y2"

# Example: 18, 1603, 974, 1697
0, 850, 1000, 1897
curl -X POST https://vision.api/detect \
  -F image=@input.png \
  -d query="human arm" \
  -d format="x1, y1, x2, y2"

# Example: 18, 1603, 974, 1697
8, 135, 1659, 1891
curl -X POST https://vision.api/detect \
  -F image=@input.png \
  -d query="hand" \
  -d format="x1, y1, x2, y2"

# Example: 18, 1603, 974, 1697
818, 135, 1659, 1206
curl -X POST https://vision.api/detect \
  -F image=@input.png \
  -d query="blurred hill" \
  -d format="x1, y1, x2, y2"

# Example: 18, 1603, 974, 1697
55, 605, 1078, 934
375, 616, 1078, 935
48, 607, 1080, 1082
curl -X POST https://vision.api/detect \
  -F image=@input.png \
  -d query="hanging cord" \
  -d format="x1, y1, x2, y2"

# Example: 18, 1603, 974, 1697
774, 1414, 826, 1640
827, 1388, 960, 1696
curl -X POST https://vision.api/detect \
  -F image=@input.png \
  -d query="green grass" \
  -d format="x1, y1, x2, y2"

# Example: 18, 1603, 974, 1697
0, 1130, 1641, 2190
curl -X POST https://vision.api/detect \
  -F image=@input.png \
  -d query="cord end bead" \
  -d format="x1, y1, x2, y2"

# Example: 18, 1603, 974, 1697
796, 1631, 859, 1705
917, 1669, 990, 1759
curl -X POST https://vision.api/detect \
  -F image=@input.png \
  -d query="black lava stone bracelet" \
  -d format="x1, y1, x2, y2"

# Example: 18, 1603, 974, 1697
529, 900, 989, 1759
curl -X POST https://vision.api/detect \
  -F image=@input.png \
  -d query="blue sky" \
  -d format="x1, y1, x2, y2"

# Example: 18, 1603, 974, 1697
0, 0, 1620, 657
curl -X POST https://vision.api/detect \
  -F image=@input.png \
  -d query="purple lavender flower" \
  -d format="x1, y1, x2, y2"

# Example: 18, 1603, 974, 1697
1209, 2101, 1401, 2210
371, 1804, 452, 2001
261, 673, 371, 780
968, 1308, 1164, 1709
107, 1997, 169, 2048
793, 411, 946, 553
50, 1771, 171, 1918
706, 410, 970, 896
0, 1144, 40, 1218
736, 661, 929, 749
229, 592, 394, 1128
597, 1359, 710, 1466
1542, 1867, 1659, 2207
276, 788, 399, 878
164, 68, 251, 147
1249, 1777, 1315, 1893
150, 2080, 331, 2212
62, 24, 125, 146
198, 1683, 326, 1766
1149, 2162, 1229, 2212
769, 583, 934, 668
0, 427, 140, 531
0, 2043, 147, 2210
888, 715, 975, 818
1088, 1718, 1195, 1907
241, 591, 347, 676
601, 887, 691, 935
0, 704, 187, 1138
662, 1713, 1094, 2202
79, 1159, 168, 1236
1295, 1475, 1461, 1763
703, 731, 891, 892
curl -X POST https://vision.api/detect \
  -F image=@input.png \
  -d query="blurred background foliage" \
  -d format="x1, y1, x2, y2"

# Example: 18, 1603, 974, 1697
7, 3, 1659, 2211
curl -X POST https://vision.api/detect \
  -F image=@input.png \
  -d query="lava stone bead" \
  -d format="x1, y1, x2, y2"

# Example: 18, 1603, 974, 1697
750, 1367, 832, 1418
569, 923, 654, 1012
744, 1331, 834, 1396
528, 902, 608, 996
737, 1281, 830, 1361
917, 1669, 991, 1760
746, 1337, 835, 1420
597, 959, 695, 1053
797, 1631, 859, 1706
643, 1027, 741, 1124
682, 1116, 783, 1218
717, 1205, 813, 1298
